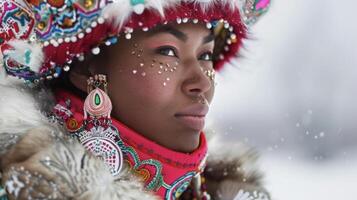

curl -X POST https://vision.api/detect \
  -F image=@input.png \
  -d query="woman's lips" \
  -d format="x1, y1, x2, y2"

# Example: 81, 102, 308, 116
175, 115, 206, 131
175, 105, 209, 131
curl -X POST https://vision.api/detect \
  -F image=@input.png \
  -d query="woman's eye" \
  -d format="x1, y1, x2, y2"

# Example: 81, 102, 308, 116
200, 52, 213, 61
157, 46, 177, 57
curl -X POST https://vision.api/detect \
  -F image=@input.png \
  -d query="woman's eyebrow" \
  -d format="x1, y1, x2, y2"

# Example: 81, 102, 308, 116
202, 34, 215, 44
148, 25, 188, 42
148, 25, 214, 44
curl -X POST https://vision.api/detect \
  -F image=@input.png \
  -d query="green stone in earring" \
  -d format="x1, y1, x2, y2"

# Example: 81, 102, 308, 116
95, 93, 101, 105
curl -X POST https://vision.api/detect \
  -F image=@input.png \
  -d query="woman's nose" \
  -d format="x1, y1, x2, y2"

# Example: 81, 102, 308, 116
181, 60, 212, 97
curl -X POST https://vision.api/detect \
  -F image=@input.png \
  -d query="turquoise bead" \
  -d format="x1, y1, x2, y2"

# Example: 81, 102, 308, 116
130, 0, 145, 6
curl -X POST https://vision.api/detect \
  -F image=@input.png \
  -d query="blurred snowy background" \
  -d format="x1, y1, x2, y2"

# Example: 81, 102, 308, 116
209, 0, 357, 199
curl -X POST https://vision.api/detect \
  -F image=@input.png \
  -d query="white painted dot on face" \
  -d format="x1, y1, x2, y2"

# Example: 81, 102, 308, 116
141, 72, 146, 76
140, 63, 144, 67
132, 70, 138, 74
163, 82, 167, 86
166, 77, 170, 81
158, 71, 162, 74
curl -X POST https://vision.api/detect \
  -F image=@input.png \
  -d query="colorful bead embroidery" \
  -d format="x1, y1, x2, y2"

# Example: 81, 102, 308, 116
241, 0, 271, 25
164, 172, 196, 199
30, 0, 102, 41
0, 0, 35, 44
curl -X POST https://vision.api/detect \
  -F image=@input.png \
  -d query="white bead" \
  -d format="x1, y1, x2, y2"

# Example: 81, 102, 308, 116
105, 41, 111, 46
64, 37, 71, 43
78, 55, 85, 61
78, 32, 85, 39
85, 27, 92, 33
91, 21, 98, 28
183, 18, 189, 23
58, 38, 63, 44
98, 17, 105, 24
43, 41, 49, 46
230, 34, 237, 40
176, 18, 182, 24
193, 19, 199, 24
142, 27, 149, 31
206, 22, 212, 29
63, 65, 70, 72
91, 47, 100, 55
226, 39, 232, 45
71, 36, 77, 42
125, 33, 132, 39
224, 23, 230, 29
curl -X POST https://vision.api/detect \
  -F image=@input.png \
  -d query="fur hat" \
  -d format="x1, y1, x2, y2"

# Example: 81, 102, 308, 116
0, 0, 270, 84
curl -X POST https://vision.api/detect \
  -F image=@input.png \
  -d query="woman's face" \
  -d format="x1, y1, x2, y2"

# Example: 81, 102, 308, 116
72, 23, 215, 152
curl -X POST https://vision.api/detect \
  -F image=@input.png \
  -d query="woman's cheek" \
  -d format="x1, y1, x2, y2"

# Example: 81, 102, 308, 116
127, 61, 179, 103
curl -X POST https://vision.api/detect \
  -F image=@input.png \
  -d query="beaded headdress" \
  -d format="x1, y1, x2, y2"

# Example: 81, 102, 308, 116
0, 0, 270, 85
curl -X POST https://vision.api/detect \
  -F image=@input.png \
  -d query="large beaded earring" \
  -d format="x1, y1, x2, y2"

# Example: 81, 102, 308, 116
78, 74, 124, 176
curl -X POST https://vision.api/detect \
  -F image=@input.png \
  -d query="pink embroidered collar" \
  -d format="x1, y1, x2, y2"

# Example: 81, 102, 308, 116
53, 90, 208, 199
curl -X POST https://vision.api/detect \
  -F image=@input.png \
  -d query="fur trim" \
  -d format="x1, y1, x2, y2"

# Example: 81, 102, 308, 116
2, 40, 44, 73
1, 128, 158, 200
0, 85, 51, 136
204, 134, 270, 199
102, 0, 241, 29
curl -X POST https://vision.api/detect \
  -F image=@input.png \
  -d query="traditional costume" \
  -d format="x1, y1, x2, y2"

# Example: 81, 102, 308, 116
0, 0, 270, 199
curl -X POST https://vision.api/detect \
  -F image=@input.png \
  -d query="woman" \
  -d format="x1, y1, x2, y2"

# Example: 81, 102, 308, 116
0, 0, 270, 199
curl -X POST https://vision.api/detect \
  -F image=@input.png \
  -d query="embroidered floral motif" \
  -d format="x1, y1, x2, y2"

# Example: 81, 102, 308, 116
5, 174, 25, 198
234, 189, 270, 200
164, 172, 196, 199
123, 145, 164, 191
3, 166, 66, 199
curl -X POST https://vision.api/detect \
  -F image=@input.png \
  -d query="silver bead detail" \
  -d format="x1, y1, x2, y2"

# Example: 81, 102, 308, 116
78, 33, 85, 39
125, 33, 132, 39
91, 47, 100, 55
98, 17, 105, 24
